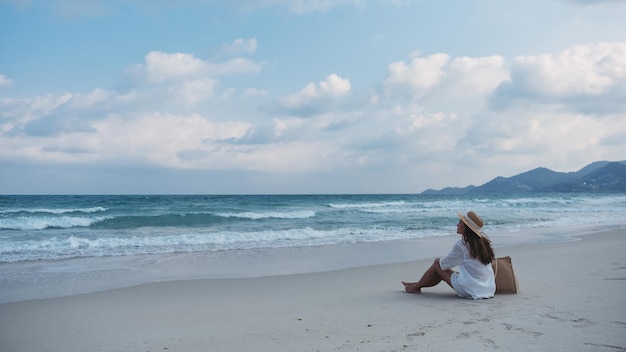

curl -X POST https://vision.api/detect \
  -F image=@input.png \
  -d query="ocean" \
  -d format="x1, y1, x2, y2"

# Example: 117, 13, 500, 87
2, 193, 626, 302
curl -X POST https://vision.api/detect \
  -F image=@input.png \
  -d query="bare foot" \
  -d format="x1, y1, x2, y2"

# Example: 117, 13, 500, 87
402, 281, 421, 293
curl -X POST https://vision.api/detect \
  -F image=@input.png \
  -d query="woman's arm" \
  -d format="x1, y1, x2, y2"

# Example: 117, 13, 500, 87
439, 241, 466, 270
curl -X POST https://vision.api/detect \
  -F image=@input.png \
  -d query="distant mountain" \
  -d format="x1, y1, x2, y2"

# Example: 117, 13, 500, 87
573, 160, 616, 177
421, 160, 626, 194
548, 161, 626, 192
421, 185, 476, 195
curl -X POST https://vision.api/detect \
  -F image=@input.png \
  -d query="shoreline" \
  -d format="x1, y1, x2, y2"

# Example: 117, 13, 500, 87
0, 223, 624, 304
1, 222, 622, 304
1, 228, 625, 351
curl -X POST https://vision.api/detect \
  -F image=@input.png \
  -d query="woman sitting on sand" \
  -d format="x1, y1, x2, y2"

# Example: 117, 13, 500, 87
402, 211, 496, 299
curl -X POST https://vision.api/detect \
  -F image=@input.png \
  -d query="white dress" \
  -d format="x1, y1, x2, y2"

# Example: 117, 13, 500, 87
439, 239, 495, 299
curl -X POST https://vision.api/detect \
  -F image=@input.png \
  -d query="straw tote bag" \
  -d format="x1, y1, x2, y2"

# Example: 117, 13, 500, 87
492, 256, 520, 294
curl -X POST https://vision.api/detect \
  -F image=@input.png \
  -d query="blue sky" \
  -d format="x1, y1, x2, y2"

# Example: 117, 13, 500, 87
1, 0, 625, 194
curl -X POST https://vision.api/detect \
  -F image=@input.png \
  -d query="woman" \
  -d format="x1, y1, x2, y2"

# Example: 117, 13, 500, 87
402, 211, 496, 299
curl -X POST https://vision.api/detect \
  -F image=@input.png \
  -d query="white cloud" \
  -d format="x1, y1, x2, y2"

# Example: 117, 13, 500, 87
236, 140, 340, 172
0, 111, 254, 166
138, 51, 209, 83
512, 42, 626, 96
220, 37, 258, 55
319, 73, 351, 95
0, 74, 14, 89
457, 107, 626, 173
208, 57, 262, 76
457, 45, 626, 170
383, 53, 510, 101
491, 42, 626, 114
384, 53, 450, 98
132, 51, 260, 84
94, 112, 252, 166
0, 89, 144, 137
0, 93, 73, 135
2, 36, 626, 193
379, 53, 510, 119
265, 74, 351, 116
88, 112, 342, 173
444, 56, 510, 97
398, 110, 460, 153
372, 43, 626, 188
270, 111, 362, 143
64, 88, 137, 111
175, 79, 218, 106
125, 50, 262, 107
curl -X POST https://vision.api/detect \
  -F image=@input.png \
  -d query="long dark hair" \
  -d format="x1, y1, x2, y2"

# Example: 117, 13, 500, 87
463, 227, 495, 265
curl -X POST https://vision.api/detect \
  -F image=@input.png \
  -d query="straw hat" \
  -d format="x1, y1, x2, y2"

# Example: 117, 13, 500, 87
457, 211, 486, 238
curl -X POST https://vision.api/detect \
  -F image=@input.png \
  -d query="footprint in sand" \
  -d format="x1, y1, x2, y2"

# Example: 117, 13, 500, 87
543, 311, 594, 327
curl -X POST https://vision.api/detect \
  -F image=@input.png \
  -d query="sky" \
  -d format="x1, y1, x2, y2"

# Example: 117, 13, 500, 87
1, 0, 625, 194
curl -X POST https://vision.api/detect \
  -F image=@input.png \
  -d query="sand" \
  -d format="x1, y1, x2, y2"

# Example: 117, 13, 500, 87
1, 230, 625, 352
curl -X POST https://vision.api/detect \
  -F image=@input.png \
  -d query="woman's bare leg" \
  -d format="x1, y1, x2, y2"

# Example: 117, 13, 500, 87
402, 258, 454, 293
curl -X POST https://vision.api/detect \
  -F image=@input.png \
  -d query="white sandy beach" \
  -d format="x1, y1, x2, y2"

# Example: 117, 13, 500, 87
1, 229, 625, 352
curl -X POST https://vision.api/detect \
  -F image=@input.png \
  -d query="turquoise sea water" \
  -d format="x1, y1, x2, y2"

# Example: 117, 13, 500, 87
2, 193, 626, 263
1, 193, 625, 302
